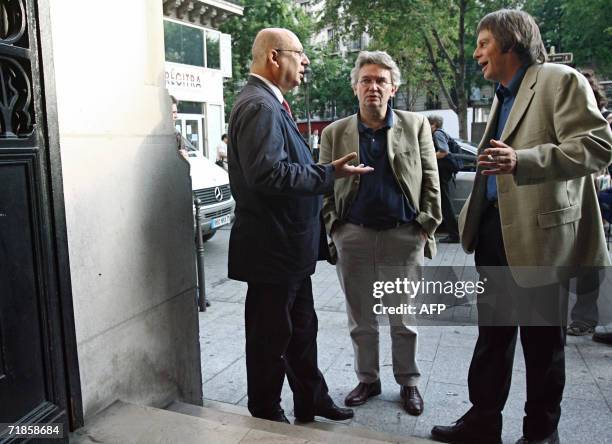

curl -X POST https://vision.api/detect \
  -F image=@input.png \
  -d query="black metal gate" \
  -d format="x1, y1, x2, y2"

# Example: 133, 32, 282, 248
0, 0, 81, 441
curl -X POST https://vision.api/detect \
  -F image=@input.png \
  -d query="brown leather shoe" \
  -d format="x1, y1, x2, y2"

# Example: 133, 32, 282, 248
344, 380, 381, 406
400, 385, 423, 415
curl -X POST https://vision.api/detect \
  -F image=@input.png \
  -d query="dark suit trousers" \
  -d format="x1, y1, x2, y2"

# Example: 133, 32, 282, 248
469, 205, 566, 440
245, 277, 332, 419
438, 163, 459, 238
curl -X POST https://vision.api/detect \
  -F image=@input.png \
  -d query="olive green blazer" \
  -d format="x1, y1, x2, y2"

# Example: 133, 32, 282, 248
320, 110, 442, 261
459, 63, 612, 287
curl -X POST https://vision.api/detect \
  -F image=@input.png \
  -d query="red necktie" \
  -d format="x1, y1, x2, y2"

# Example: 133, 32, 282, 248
282, 99, 292, 118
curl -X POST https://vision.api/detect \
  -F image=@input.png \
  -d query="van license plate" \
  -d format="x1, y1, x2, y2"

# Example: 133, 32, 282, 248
211, 214, 231, 229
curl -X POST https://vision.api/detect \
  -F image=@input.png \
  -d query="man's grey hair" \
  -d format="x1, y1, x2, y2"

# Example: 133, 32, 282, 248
477, 9, 547, 65
427, 115, 444, 128
350, 51, 401, 86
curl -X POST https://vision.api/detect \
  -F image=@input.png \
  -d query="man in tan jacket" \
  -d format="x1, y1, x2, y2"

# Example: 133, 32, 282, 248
431, 10, 612, 444
320, 51, 441, 416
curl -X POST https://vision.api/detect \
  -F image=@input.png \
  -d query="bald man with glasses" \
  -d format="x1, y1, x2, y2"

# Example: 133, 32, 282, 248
227, 28, 372, 424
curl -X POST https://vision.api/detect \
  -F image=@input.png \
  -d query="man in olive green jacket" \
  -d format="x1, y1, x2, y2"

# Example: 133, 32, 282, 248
432, 10, 612, 444
458, 62, 612, 288
320, 51, 441, 417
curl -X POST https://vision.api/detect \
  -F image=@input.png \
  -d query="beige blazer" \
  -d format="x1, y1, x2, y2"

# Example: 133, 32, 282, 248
459, 63, 612, 287
320, 110, 442, 261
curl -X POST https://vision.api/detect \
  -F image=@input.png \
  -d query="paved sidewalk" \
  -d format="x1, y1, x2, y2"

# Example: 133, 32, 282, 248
199, 226, 612, 444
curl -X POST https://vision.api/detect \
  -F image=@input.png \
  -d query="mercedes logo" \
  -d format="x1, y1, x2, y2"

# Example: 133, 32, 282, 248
214, 186, 223, 202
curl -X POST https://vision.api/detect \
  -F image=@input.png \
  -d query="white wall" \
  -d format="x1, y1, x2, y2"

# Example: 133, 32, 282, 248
419, 108, 475, 141
48, 0, 202, 418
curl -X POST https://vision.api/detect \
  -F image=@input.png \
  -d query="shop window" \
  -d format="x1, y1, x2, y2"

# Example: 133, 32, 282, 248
164, 21, 204, 67
164, 20, 223, 71
206, 32, 220, 70
178, 101, 204, 114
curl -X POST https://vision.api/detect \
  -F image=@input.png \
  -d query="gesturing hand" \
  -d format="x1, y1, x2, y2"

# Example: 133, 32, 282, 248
332, 152, 374, 179
478, 139, 517, 175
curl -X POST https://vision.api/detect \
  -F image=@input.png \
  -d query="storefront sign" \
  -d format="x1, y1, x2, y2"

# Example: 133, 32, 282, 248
165, 65, 203, 89
165, 62, 223, 103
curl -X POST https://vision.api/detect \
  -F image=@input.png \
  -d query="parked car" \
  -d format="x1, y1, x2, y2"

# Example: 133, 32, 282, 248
188, 153, 235, 241
451, 140, 478, 215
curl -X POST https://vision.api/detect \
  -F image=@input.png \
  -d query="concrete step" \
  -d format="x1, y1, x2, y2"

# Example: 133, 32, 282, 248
167, 400, 433, 444
69, 399, 435, 443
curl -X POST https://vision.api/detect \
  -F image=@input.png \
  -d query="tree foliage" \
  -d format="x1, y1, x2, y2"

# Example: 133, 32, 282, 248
321, 0, 520, 138
220, 0, 612, 132
524, 0, 612, 76
220, 0, 360, 121
301, 45, 358, 119
219, 0, 313, 117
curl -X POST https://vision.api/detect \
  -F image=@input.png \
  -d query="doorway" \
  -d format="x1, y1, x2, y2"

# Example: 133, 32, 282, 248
0, 0, 81, 440
176, 113, 206, 157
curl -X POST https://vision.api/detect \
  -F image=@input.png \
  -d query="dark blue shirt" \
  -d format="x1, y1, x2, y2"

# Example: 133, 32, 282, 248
486, 64, 528, 201
346, 106, 416, 228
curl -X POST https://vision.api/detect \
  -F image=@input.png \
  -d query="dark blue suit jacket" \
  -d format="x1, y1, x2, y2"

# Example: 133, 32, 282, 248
227, 76, 334, 283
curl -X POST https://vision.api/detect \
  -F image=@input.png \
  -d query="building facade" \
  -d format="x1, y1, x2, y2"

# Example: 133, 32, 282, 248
163, 0, 243, 160
1, 0, 246, 434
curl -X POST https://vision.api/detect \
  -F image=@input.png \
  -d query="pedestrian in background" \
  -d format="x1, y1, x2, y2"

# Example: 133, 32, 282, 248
309, 129, 319, 150
428, 115, 460, 243
567, 70, 610, 338
216, 133, 228, 169
170, 95, 197, 161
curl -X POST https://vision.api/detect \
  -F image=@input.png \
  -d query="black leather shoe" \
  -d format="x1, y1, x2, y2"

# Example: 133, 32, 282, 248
431, 418, 502, 443
295, 402, 354, 423
593, 331, 612, 345
515, 429, 559, 444
400, 385, 423, 416
344, 380, 382, 406
254, 410, 290, 423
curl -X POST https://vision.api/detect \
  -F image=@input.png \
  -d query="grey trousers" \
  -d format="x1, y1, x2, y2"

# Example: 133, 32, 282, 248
334, 222, 424, 386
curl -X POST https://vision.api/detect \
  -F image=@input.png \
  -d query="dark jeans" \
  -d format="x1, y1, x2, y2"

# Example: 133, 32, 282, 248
438, 163, 459, 238
468, 205, 566, 440
245, 277, 332, 419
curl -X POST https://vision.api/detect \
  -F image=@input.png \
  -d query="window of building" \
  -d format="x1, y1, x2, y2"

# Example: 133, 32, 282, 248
164, 20, 204, 67
348, 37, 361, 52
178, 101, 204, 114
425, 91, 441, 110
206, 31, 221, 70
164, 20, 222, 71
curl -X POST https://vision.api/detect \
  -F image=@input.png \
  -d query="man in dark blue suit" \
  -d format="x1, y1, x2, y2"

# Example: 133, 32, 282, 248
227, 28, 372, 424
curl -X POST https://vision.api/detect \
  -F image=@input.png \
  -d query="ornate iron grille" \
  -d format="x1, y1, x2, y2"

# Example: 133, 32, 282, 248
0, 0, 34, 139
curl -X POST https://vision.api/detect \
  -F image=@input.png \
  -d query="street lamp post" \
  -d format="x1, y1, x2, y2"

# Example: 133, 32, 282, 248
303, 67, 312, 152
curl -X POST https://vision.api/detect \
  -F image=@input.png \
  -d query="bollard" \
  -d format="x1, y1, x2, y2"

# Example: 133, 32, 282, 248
194, 196, 209, 312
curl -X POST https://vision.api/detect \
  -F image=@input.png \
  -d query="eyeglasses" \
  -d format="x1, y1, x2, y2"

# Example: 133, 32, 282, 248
275, 48, 306, 58
359, 78, 392, 87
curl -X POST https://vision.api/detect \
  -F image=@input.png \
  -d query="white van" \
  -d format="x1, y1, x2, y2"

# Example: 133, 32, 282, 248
188, 154, 235, 241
